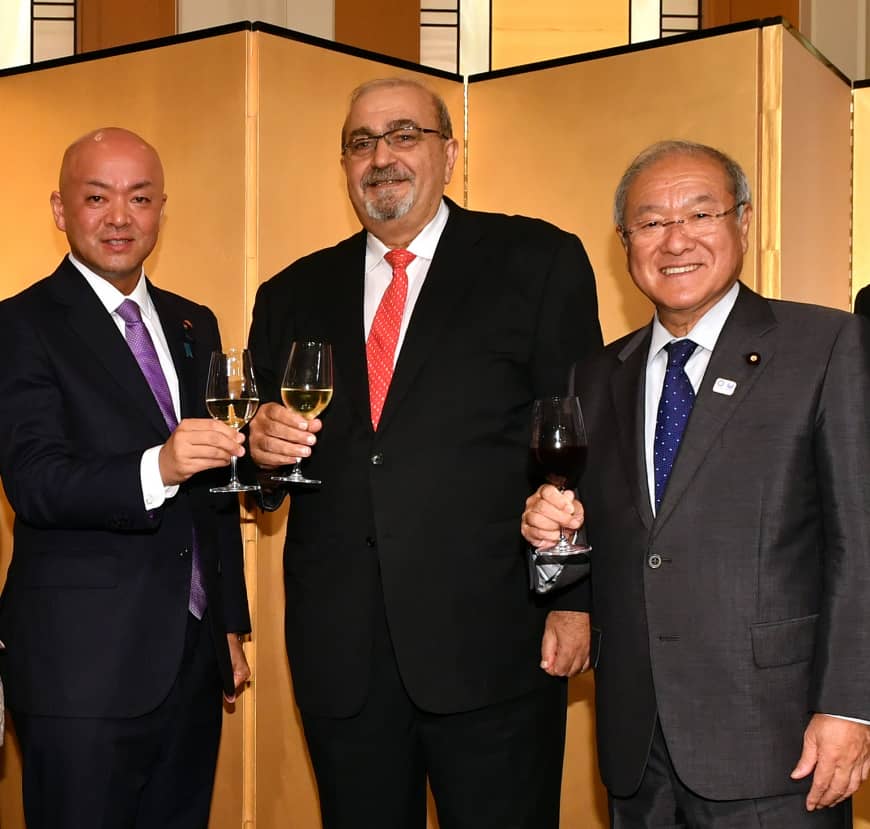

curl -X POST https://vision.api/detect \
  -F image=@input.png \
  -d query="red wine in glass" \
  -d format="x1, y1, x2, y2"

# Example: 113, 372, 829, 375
530, 396, 591, 556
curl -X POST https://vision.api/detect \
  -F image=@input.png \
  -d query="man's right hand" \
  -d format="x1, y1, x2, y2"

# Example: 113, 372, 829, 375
521, 484, 584, 549
158, 418, 246, 486
247, 402, 323, 470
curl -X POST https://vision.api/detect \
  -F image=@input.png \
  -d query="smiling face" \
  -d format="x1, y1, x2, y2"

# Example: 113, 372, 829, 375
340, 82, 458, 248
51, 128, 166, 295
620, 151, 752, 336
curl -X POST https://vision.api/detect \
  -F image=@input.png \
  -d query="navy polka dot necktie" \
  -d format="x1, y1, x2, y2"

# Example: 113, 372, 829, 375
653, 339, 698, 509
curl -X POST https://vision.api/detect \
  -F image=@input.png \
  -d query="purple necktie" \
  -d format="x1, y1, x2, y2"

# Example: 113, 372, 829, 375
116, 299, 207, 619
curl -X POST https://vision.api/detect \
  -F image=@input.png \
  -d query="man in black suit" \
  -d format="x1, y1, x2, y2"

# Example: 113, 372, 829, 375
523, 140, 870, 827
246, 78, 602, 828
0, 127, 252, 828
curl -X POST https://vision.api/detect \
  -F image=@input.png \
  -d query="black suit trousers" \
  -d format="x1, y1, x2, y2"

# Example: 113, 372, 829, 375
301, 581, 568, 829
13, 612, 223, 829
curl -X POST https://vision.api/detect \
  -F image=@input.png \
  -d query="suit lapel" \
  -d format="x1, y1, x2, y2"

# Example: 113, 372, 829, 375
51, 260, 170, 438
320, 233, 372, 429
149, 282, 198, 420
611, 327, 655, 531
653, 285, 778, 531
376, 204, 482, 432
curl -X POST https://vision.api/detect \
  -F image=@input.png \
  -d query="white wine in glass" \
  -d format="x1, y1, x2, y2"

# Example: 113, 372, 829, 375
206, 348, 260, 493
273, 340, 334, 486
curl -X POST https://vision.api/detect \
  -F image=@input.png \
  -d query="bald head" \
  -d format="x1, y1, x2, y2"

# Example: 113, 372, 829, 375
52, 127, 167, 294
59, 127, 164, 195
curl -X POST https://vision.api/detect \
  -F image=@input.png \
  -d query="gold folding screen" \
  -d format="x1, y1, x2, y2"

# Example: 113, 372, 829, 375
855, 83, 870, 303
0, 20, 863, 829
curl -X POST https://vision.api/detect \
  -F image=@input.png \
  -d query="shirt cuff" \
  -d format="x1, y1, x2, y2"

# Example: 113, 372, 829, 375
140, 445, 179, 510
822, 713, 870, 725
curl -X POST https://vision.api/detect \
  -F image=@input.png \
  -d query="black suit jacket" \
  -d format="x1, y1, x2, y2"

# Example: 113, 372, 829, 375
0, 257, 250, 718
249, 201, 601, 717
571, 284, 870, 799
855, 284, 870, 318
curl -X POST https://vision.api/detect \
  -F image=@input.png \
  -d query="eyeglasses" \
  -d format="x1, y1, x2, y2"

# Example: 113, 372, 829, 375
342, 126, 447, 158
620, 202, 746, 241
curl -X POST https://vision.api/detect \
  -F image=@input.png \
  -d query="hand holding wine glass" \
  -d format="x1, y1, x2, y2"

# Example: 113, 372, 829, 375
272, 340, 334, 486
530, 395, 591, 556
206, 348, 260, 493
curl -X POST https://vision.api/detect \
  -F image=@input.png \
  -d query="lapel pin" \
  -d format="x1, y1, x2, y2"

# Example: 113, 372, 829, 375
745, 352, 760, 365
713, 377, 737, 396
182, 319, 195, 358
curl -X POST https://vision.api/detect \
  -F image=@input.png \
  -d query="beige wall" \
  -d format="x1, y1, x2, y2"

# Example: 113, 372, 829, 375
491, 1, 629, 70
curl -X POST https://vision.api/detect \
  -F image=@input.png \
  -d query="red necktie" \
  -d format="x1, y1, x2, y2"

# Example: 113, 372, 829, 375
367, 249, 415, 429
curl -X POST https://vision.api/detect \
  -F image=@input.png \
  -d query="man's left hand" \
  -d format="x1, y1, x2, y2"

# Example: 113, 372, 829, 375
540, 610, 590, 677
224, 634, 251, 703
791, 713, 870, 809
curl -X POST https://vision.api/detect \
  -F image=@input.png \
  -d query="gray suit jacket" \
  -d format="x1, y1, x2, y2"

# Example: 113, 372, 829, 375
572, 283, 870, 799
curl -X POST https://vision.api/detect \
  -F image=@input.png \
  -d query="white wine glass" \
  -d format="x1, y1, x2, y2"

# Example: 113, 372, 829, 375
272, 340, 334, 486
206, 348, 260, 493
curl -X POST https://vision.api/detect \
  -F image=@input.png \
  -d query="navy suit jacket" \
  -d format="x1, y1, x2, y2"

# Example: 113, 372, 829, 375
0, 257, 250, 718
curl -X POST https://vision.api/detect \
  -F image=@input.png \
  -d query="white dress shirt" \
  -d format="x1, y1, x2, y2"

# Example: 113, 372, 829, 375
69, 255, 180, 509
363, 199, 450, 359
644, 281, 739, 514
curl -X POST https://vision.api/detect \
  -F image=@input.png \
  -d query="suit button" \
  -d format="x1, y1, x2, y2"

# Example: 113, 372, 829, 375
365, 537, 376, 547
370, 453, 384, 465
179, 547, 190, 558
648, 553, 662, 569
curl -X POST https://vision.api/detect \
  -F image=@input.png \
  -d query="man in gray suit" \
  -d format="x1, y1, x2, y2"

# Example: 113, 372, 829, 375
522, 140, 870, 827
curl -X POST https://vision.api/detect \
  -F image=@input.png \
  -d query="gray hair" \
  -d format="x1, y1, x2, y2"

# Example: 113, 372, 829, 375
613, 140, 752, 228
341, 77, 454, 150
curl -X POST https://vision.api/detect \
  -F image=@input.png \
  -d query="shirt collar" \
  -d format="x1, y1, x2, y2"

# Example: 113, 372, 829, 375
68, 254, 154, 320
365, 198, 450, 272
648, 280, 741, 365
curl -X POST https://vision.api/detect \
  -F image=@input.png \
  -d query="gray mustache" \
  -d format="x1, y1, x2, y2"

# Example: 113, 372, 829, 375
363, 167, 413, 187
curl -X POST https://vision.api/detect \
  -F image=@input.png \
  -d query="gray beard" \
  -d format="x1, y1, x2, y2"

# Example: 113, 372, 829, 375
364, 187, 414, 222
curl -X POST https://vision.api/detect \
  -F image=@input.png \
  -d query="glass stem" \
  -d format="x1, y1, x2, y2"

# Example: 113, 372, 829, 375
557, 486, 569, 547
228, 455, 241, 486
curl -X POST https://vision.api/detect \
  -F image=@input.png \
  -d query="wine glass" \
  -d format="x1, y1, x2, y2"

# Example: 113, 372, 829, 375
530, 395, 591, 556
272, 340, 334, 486
206, 348, 260, 493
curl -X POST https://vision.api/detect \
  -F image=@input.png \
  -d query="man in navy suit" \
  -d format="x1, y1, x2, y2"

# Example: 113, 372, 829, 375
523, 140, 870, 827
0, 127, 251, 828
246, 77, 602, 828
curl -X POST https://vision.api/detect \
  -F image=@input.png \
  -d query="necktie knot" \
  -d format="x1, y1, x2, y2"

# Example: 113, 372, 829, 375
665, 338, 697, 370
384, 248, 415, 272
116, 298, 143, 325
